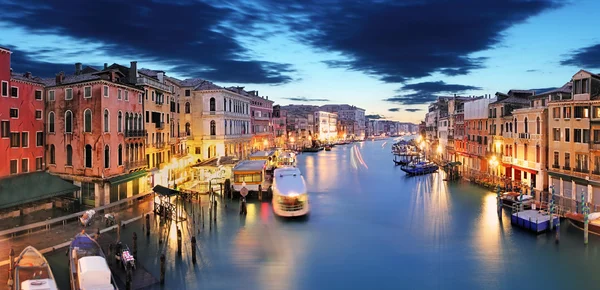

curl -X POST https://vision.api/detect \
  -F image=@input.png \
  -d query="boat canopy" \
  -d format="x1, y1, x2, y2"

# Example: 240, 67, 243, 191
21, 279, 58, 290
273, 167, 307, 196
249, 150, 277, 159
77, 256, 113, 290
233, 160, 267, 172
589, 212, 600, 220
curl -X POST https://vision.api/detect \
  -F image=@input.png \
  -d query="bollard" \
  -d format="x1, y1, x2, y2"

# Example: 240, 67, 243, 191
585, 220, 589, 245
146, 214, 150, 236
126, 263, 132, 290
214, 200, 217, 222
8, 248, 14, 287
202, 207, 205, 229
258, 185, 263, 201
117, 220, 121, 243
177, 228, 182, 256
220, 183, 224, 200
555, 220, 560, 244
160, 254, 166, 285
132, 232, 138, 259
191, 237, 197, 264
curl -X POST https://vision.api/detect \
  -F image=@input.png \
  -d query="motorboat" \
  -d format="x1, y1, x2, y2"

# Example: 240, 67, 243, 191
566, 212, 600, 235
324, 146, 332, 151
500, 192, 533, 209
272, 167, 309, 217
12, 246, 58, 290
69, 232, 117, 290
400, 161, 438, 175
114, 242, 136, 270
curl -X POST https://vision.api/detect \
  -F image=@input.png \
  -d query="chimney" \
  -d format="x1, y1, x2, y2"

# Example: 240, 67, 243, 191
129, 61, 137, 84
75, 62, 82, 75
157, 71, 164, 83
23, 72, 31, 78
55, 72, 64, 85
104, 63, 108, 70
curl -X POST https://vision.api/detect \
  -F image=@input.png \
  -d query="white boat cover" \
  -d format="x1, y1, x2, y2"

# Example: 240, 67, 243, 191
588, 212, 600, 220
273, 167, 307, 197
77, 256, 113, 290
517, 194, 533, 201
21, 278, 58, 290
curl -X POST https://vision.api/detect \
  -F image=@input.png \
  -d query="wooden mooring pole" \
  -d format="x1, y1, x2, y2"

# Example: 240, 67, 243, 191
160, 254, 166, 285
8, 248, 14, 287
191, 236, 197, 264
146, 214, 150, 236
132, 232, 138, 259
177, 228, 182, 256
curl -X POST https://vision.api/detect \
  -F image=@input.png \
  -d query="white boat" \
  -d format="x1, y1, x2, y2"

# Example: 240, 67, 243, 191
13, 246, 58, 290
69, 232, 116, 290
232, 160, 269, 193
272, 167, 309, 217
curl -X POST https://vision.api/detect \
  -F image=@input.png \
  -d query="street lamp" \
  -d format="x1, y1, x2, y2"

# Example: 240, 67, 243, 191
263, 139, 269, 150
489, 155, 499, 185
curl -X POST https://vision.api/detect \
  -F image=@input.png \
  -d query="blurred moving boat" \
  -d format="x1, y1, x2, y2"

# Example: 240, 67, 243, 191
13, 246, 58, 290
69, 232, 117, 290
272, 167, 309, 217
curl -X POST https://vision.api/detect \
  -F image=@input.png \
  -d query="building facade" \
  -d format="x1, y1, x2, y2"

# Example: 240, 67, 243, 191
248, 91, 274, 150
314, 111, 338, 141
464, 96, 496, 175
272, 105, 288, 148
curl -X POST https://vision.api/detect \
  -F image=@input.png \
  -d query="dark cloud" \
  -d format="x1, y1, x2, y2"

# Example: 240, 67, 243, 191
385, 81, 482, 105
405, 108, 422, 112
388, 108, 400, 112
268, 0, 560, 82
0, 0, 295, 84
561, 43, 600, 68
284, 96, 330, 102
365, 114, 385, 119
8, 47, 74, 77
526, 69, 539, 73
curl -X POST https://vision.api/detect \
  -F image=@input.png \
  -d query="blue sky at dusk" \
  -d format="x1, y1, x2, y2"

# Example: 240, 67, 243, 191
1, 0, 599, 123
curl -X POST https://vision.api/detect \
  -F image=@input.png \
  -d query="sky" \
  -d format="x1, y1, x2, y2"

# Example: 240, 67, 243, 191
1, 0, 599, 123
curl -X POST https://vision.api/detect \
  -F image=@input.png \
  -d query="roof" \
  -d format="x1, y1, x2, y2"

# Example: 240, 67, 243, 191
249, 150, 276, 158
138, 68, 159, 77
179, 78, 223, 91
273, 167, 307, 196
192, 156, 240, 167
10, 72, 45, 85
107, 170, 147, 185
507, 89, 536, 95
0, 172, 80, 209
490, 96, 531, 105
233, 160, 267, 171
535, 82, 572, 96
153, 185, 180, 196
41, 73, 101, 86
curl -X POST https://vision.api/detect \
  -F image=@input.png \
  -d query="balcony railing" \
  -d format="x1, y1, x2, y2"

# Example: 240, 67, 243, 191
136, 76, 173, 93
552, 164, 560, 169
591, 143, 600, 151
574, 167, 590, 174
502, 156, 512, 164
125, 130, 146, 138
125, 160, 147, 170
502, 132, 513, 138
155, 142, 166, 149
155, 122, 165, 130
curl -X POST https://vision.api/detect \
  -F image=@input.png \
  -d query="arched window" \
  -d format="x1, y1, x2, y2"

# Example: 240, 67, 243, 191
48, 112, 55, 133
133, 114, 138, 131
229, 99, 232, 112
210, 97, 215, 111
536, 117, 540, 134
185, 122, 191, 135
185, 102, 191, 114
224, 120, 227, 135
104, 109, 109, 132
66, 145, 73, 166
84, 109, 92, 132
65, 110, 73, 133
524, 117, 528, 133
118, 144, 123, 166
104, 145, 110, 168
49, 144, 56, 164
118, 111, 123, 132
210, 120, 216, 135
85, 144, 92, 168
138, 114, 142, 132
514, 118, 518, 134
224, 99, 227, 111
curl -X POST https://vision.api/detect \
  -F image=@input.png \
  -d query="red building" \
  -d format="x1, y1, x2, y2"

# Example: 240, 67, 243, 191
0, 47, 78, 213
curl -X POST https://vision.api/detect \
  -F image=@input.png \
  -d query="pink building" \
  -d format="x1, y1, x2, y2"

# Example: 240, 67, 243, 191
44, 63, 147, 207
248, 90, 274, 150
272, 105, 288, 148
0, 47, 78, 213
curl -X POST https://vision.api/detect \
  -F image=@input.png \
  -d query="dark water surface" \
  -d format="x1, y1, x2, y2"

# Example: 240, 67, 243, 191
47, 139, 600, 289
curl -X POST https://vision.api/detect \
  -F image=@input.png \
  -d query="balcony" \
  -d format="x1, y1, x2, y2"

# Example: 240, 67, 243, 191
512, 158, 542, 170
517, 133, 542, 140
502, 156, 512, 164
125, 160, 147, 170
502, 132, 513, 138
125, 130, 146, 138
154, 142, 166, 149
574, 167, 590, 174
155, 122, 165, 130
136, 76, 173, 93
253, 115, 270, 121
552, 164, 560, 169
591, 143, 600, 151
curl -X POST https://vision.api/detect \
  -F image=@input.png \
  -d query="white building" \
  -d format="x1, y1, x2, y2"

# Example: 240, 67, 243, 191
314, 111, 338, 141
319, 104, 366, 138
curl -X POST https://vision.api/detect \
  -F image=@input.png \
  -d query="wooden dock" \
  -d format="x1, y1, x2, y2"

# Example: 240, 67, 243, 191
97, 233, 159, 290
511, 209, 559, 233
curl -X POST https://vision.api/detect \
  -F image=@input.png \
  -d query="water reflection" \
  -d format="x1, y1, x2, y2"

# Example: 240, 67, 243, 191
409, 172, 452, 244
473, 193, 506, 276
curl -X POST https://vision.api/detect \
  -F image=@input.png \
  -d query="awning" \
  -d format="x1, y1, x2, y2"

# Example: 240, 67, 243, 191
0, 172, 80, 209
511, 165, 538, 175
153, 185, 179, 197
108, 170, 147, 185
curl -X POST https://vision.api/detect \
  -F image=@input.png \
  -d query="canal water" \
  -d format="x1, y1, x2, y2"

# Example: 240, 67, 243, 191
47, 138, 600, 289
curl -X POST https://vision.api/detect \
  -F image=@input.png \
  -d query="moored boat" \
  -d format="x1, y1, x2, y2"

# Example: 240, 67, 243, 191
400, 161, 438, 175
324, 146, 331, 151
566, 212, 600, 235
272, 167, 309, 217
501, 192, 534, 209
69, 232, 117, 290
13, 246, 58, 290
302, 147, 321, 152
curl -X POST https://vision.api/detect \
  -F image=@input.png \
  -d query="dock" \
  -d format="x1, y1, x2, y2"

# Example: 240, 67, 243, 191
511, 209, 559, 233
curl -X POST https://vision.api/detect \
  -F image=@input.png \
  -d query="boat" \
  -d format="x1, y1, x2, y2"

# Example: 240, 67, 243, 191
276, 151, 297, 167
12, 246, 58, 290
324, 146, 331, 151
272, 167, 309, 217
500, 192, 534, 209
302, 147, 321, 153
232, 160, 270, 198
69, 232, 117, 290
566, 212, 600, 235
400, 161, 438, 175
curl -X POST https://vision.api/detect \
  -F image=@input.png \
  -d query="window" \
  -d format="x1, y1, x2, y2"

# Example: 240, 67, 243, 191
553, 128, 560, 141
36, 132, 43, 146
10, 108, 18, 118
84, 109, 92, 132
575, 106, 589, 118
574, 129, 582, 143
138, 93, 142, 104
152, 91, 154, 101
584, 129, 590, 143
564, 152, 571, 169
210, 97, 215, 111
104, 145, 110, 168
595, 130, 600, 143
523, 144, 527, 161
84, 86, 92, 98
563, 107, 571, 119
536, 117, 540, 134
185, 89, 190, 96
1, 81, 7, 97
65, 88, 73, 100
595, 107, 600, 119
118, 144, 123, 166
210, 120, 216, 135
1, 121, 9, 137
124, 91, 129, 101
65, 111, 73, 133
10, 86, 18, 98
10, 160, 17, 174
185, 122, 191, 135
49, 144, 56, 164
565, 128, 570, 142
536, 146, 540, 163
10, 132, 19, 147
35, 90, 42, 100
118, 111, 122, 132
35, 157, 42, 171
21, 132, 28, 148
66, 145, 73, 166
185, 102, 190, 114
523, 117, 528, 133
576, 154, 589, 173
103, 85, 109, 98
118, 89, 122, 100
35, 110, 42, 119
553, 152, 559, 168
582, 78, 589, 94
104, 109, 109, 132
85, 144, 92, 168
48, 90, 55, 101
21, 159, 28, 173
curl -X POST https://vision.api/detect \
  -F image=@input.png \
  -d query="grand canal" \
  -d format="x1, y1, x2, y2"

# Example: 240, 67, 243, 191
46, 138, 600, 289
